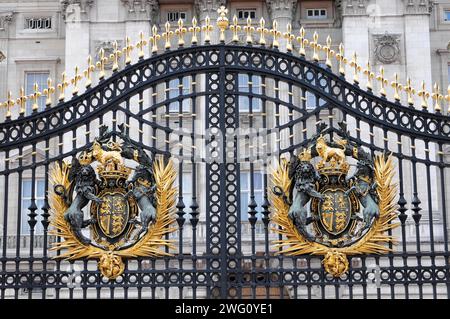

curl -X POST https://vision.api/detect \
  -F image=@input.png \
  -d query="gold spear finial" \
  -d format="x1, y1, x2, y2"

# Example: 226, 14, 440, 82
417, 81, 430, 110
57, 72, 69, 102
310, 31, 321, 61
230, 15, 241, 43
376, 66, 388, 97
216, 6, 229, 43
29, 83, 41, 112
71, 66, 82, 95
403, 78, 415, 106
257, 17, 269, 46
445, 85, 450, 114
4, 91, 14, 119
16, 87, 27, 115
123, 37, 133, 64
150, 25, 160, 53
322, 35, 334, 68
335, 43, 347, 76
163, 21, 174, 49
270, 20, 281, 49
431, 82, 443, 113
243, 17, 254, 45
202, 16, 213, 44
296, 27, 309, 57
136, 31, 148, 58
109, 41, 122, 72
283, 23, 294, 53
349, 52, 361, 84
175, 18, 187, 47
96, 48, 108, 80
363, 61, 375, 91
189, 17, 200, 45
84, 55, 96, 87
390, 73, 403, 102
42, 78, 55, 107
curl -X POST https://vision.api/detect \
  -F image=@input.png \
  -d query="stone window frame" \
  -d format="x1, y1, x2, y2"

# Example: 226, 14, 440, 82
298, 0, 335, 27
16, 12, 59, 38
230, 2, 263, 25
159, 5, 192, 26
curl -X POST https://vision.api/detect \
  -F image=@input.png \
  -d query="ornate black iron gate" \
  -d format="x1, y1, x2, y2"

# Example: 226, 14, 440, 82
1, 15, 450, 299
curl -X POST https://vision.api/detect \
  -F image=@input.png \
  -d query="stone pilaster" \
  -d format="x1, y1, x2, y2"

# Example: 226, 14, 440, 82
0, 12, 13, 107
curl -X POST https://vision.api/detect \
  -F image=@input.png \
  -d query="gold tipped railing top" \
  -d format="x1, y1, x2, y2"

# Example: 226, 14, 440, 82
1, 5, 448, 122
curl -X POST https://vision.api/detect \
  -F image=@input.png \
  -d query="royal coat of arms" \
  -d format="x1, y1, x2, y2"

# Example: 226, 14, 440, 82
49, 124, 177, 279
271, 122, 399, 277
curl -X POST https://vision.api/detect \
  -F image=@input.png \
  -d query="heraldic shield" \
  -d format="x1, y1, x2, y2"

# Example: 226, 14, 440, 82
48, 124, 177, 280
271, 122, 399, 277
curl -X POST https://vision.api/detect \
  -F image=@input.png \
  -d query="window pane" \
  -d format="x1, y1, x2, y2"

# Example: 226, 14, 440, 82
239, 96, 249, 112
37, 180, 45, 197
25, 72, 48, 114
445, 11, 450, 21
23, 181, 32, 198
254, 172, 263, 190
240, 172, 249, 190
240, 193, 249, 221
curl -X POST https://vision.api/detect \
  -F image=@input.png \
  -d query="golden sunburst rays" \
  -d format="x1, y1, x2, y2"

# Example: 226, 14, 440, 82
270, 153, 399, 277
48, 156, 178, 279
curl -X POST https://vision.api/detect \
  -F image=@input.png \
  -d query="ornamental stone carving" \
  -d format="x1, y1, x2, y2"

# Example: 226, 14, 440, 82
266, 0, 298, 20
195, 0, 226, 19
0, 51, 5, 63
373, 33, 401, 64
0, 13, 13, 31
94, 40, 123, 70
60, 0, 94, 21
404, 0, 432, 14
341, 0, 368, 16
121, 0, 159, 22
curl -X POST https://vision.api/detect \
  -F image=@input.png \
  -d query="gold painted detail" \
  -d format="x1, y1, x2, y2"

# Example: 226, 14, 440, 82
270, 148, 399, 277
49, 156, 177, 280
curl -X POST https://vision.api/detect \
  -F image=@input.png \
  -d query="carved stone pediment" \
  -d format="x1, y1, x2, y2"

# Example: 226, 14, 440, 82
372, 32, 401, 65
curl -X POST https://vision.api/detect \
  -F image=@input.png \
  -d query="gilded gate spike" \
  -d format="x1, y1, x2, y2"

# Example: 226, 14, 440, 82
30, 83, 41, 112
431, 82, 443, 113
310, 32, 321, 61
57, 72, 69, 102
335, 43, 347, 75
16, 87, 27, 114
323, 35, 334, 68
376, 66, 388, 97
445, 85, 450, 113
189, 17, 200, 45
175, 19, 187, 47
123, 37, 133, 64
84, 55, 96, 87
43, 78, 55, 106
4, 91, 14, 118
230, 15, 241, 43
296, 27, 308, 57
283, 23, 294, 52
96, 48, 108, 79
110, 41, 122, 72
150, 25, 160, 53
216, 6, 229, 43
136, 32, 148, 59
390, 73, 403, 102
417, 81, 430, 110
270, 20, 281, 49
363, 61, 375, 90
202, 16, 213, 44
403, 78, 415, 106
349, 52, 361, 84
163, 22, 174, 49
243, 17, 254, 45
257, 18, 269, 46
71, 66, 82, 95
